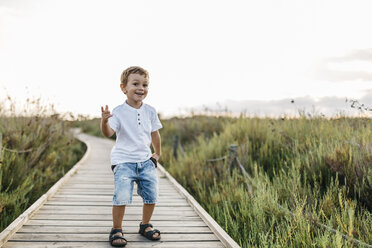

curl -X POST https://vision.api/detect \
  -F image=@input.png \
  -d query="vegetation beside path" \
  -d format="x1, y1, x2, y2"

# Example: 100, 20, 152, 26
0, 98, 86, 232
160, 115, 371, 247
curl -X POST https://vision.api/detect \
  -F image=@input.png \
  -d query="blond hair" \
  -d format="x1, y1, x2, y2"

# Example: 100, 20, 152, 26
120, 66, 149, 86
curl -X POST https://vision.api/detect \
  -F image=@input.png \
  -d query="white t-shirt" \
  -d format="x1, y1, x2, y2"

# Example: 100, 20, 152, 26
108, 101, 162, 165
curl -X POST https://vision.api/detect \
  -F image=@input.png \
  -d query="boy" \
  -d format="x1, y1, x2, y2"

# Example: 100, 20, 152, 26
100, 66, 162, 247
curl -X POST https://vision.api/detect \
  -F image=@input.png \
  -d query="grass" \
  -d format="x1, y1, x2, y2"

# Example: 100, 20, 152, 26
162, 115, 371, 247
0, 97, 86, 232
75, 111, 371, 247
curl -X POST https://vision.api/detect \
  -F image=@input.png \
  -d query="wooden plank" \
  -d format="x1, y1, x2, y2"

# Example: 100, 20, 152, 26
56, 189, 180, 194
50, 195, 185, 200
56, 191, 181, 196
10, 233, 219, 242
31, 213, 200, 221
56, 189, 114, 192
36, 210, 197, 216
47, 200, 185, 204
68, 177, 174, 183
68, 179, 173, 184
4, 241, 225, 248
59, 189, 177, 193
42, 204, 189, 208
44, 201, 190, 207
50, 197, 186, 201
39, 205, 194, 211
26, 220, 208, 227
36, 208, 196, 215
57, 186, 175, 192
65, 178, 173, 183
17, 225, 211, 233
57, 190, 178, 195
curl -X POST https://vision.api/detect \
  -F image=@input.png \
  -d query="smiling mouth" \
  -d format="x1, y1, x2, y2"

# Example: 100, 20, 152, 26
135, 93, 144, 96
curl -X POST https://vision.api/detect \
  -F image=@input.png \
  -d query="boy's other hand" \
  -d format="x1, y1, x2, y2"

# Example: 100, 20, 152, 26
152, 153, 160, 161
101, 105, 113, 123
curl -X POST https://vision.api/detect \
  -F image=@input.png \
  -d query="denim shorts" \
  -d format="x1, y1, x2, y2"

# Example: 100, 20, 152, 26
112, 158, 158, 205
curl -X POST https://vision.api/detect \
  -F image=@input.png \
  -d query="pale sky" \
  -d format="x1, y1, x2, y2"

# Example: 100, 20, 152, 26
1, 0, 372, 118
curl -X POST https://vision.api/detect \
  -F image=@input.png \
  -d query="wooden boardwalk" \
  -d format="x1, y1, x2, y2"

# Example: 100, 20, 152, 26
1, 132, 239, 248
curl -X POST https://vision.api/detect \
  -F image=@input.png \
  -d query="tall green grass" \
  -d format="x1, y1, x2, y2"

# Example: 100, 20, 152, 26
161, 115, 371, 247
0, 97, 86, 232
75, 113, 371, 247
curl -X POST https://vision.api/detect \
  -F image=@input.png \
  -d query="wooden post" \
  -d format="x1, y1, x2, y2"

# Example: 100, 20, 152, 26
61, 121, 65, 135
173, 135, 179, 159
0, 132, 2, 164
228, 144, 238, 172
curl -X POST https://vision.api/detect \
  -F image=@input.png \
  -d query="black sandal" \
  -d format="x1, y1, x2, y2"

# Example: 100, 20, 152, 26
109, 228, 127, 247
139, 222, 161, 240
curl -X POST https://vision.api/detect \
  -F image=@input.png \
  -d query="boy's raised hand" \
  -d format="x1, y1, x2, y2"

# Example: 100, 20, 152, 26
101, 105, 113, 123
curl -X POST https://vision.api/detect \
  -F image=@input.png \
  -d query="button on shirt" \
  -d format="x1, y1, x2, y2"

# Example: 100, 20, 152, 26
108, 101, 163, 165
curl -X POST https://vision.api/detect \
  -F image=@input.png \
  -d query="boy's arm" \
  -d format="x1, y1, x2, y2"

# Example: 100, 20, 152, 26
151, 130, 161, 160
100, 105, 115, 138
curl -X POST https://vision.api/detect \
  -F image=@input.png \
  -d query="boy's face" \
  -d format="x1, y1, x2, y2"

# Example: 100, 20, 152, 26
121, 73, 149, 105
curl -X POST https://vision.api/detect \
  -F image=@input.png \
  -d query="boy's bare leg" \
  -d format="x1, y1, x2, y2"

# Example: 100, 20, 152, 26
142, 203, 159, 238
112, 205, 127, 245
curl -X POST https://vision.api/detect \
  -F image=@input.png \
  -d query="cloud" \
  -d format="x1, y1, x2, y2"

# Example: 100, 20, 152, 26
359, 88, 372, 106
315, 67, 372, 82
313, 48, 372, 82
195, 91, 372, 118
324, 48, 372, 62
